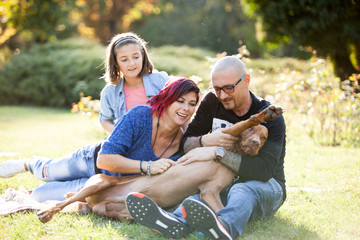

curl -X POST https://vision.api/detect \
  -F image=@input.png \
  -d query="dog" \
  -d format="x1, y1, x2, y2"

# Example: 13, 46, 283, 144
37, 105, 283, 223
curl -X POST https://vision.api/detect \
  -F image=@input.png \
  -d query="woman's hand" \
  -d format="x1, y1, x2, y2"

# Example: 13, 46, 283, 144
149, 158, 177, 175
177, 147, 217, 166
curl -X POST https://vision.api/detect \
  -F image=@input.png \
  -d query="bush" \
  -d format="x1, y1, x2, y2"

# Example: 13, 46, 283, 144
261, 57, 360, 147
150, 45, 215, 90
0, 39, 106, 107
133, 0, 265, 57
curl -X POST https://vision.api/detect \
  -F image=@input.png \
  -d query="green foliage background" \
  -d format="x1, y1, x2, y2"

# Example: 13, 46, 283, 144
241, 0, 360, 80
0, 39, 105, 107
0, 40, 216, 107
1, 40, 359, 147
132, 0, 257, 54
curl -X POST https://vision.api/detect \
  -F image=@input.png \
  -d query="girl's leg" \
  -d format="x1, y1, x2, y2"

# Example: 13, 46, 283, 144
0, 160, 27, 178
27, 142, 98, 182
31, 178, 89, 202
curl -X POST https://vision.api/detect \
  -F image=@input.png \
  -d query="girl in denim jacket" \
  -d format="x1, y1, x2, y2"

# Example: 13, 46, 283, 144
0, 32, 169, 201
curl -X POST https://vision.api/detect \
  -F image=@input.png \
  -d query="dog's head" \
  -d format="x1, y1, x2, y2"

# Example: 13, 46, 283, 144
233, 125, 268, 156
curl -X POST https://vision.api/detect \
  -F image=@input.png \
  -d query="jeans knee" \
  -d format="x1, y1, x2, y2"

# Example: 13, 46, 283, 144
229, 182, 253, 196
30, 187, 48, 203
31, 184, 67, 202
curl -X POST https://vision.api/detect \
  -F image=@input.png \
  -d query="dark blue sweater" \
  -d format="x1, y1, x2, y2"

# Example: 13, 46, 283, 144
100, 105, 181, 177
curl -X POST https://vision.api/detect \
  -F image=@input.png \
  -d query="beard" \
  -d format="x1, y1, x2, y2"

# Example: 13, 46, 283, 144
220, 97, 236, 110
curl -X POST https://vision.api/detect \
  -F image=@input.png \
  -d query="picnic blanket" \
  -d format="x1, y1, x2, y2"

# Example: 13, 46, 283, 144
0, 187, 42, 216
0, 187, 90, 216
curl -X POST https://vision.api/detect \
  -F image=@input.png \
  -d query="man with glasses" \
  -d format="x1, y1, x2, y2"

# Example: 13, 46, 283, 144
126, 56, 286, 240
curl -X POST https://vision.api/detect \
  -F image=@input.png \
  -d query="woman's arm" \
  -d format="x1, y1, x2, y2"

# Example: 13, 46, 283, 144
97, 154, 141, 173
97, 154, 177, 175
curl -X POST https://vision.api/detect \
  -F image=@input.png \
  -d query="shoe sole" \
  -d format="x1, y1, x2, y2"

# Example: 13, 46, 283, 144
182, 199, 232, 240
126, 192, 188, 239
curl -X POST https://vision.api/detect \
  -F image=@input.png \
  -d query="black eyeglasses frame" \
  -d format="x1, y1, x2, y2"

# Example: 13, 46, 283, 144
211, 73, 247, 95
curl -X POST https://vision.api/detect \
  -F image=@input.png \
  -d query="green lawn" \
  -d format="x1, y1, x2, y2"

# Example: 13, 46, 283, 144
0, 106, 359, 240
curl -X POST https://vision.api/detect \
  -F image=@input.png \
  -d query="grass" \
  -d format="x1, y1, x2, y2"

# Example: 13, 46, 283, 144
1, 106, 359, 240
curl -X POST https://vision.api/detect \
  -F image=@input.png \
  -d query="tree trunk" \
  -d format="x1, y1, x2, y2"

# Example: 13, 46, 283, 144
354, 42, 360, 72
331, 49, 359, 82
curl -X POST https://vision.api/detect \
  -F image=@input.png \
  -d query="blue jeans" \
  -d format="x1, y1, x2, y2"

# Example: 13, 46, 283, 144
172, 178, 284, 239
27, 142, 98, 202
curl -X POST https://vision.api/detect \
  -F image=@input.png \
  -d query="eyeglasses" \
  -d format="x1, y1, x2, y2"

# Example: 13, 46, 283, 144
210, 73, 247, 95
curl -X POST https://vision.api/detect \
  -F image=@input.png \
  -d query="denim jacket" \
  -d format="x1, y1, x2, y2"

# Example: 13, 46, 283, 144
99, 71, 169, 123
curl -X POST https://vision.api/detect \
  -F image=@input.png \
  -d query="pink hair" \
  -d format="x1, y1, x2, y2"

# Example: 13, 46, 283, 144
150, 77, 200, 118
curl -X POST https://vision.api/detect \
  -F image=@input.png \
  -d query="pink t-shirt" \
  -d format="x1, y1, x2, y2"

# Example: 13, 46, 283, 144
123, 84, 149, 111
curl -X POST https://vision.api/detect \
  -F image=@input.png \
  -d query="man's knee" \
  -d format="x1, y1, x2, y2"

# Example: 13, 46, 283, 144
227, 181, 269, 205
230, 180, 274, 195
229, 180, 283, 217
229, 181, 256, 194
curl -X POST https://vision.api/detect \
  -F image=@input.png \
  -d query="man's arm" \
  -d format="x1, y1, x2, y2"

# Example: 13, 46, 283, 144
183, 137, 202, 153
220, 151, 241, 173
182, 92, 241, 153
181, 93, 215, 151
183, 131, 237, 153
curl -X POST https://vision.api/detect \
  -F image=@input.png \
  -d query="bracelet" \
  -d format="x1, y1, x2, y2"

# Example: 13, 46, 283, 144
199, 136, 203, 147
146, 161, 153, 176
140, 160, 146, 175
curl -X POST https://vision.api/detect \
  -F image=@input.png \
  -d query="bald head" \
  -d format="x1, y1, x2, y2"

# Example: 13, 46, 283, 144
211, 56, 247, 79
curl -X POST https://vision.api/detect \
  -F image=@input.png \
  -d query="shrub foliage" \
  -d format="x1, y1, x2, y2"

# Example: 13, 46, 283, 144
258, 58, 360, 147
0, 39, 106, 107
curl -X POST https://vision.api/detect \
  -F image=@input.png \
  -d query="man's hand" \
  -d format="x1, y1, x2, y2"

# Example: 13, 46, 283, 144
202, 129, 237, 150
177, 147, 217, 166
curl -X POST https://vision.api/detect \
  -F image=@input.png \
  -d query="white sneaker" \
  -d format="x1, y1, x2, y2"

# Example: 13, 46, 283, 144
0, 160, 26, 178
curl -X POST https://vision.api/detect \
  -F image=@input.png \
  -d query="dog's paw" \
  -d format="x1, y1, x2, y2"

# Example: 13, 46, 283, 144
265, 105, 283, 120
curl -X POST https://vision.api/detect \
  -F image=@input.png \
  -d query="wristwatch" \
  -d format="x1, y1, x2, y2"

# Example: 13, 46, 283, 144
214, 147, 226, 162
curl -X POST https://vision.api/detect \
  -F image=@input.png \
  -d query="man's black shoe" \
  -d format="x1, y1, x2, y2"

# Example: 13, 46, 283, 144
126, 192, 188, 239
182, 198, 232, 240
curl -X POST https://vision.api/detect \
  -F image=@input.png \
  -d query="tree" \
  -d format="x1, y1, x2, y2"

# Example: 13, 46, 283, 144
131, 0, 263, 56
0, 0, 157, 48
242, 0, 360, 80
0, 0, 75, 44
79, 0, 158, 44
